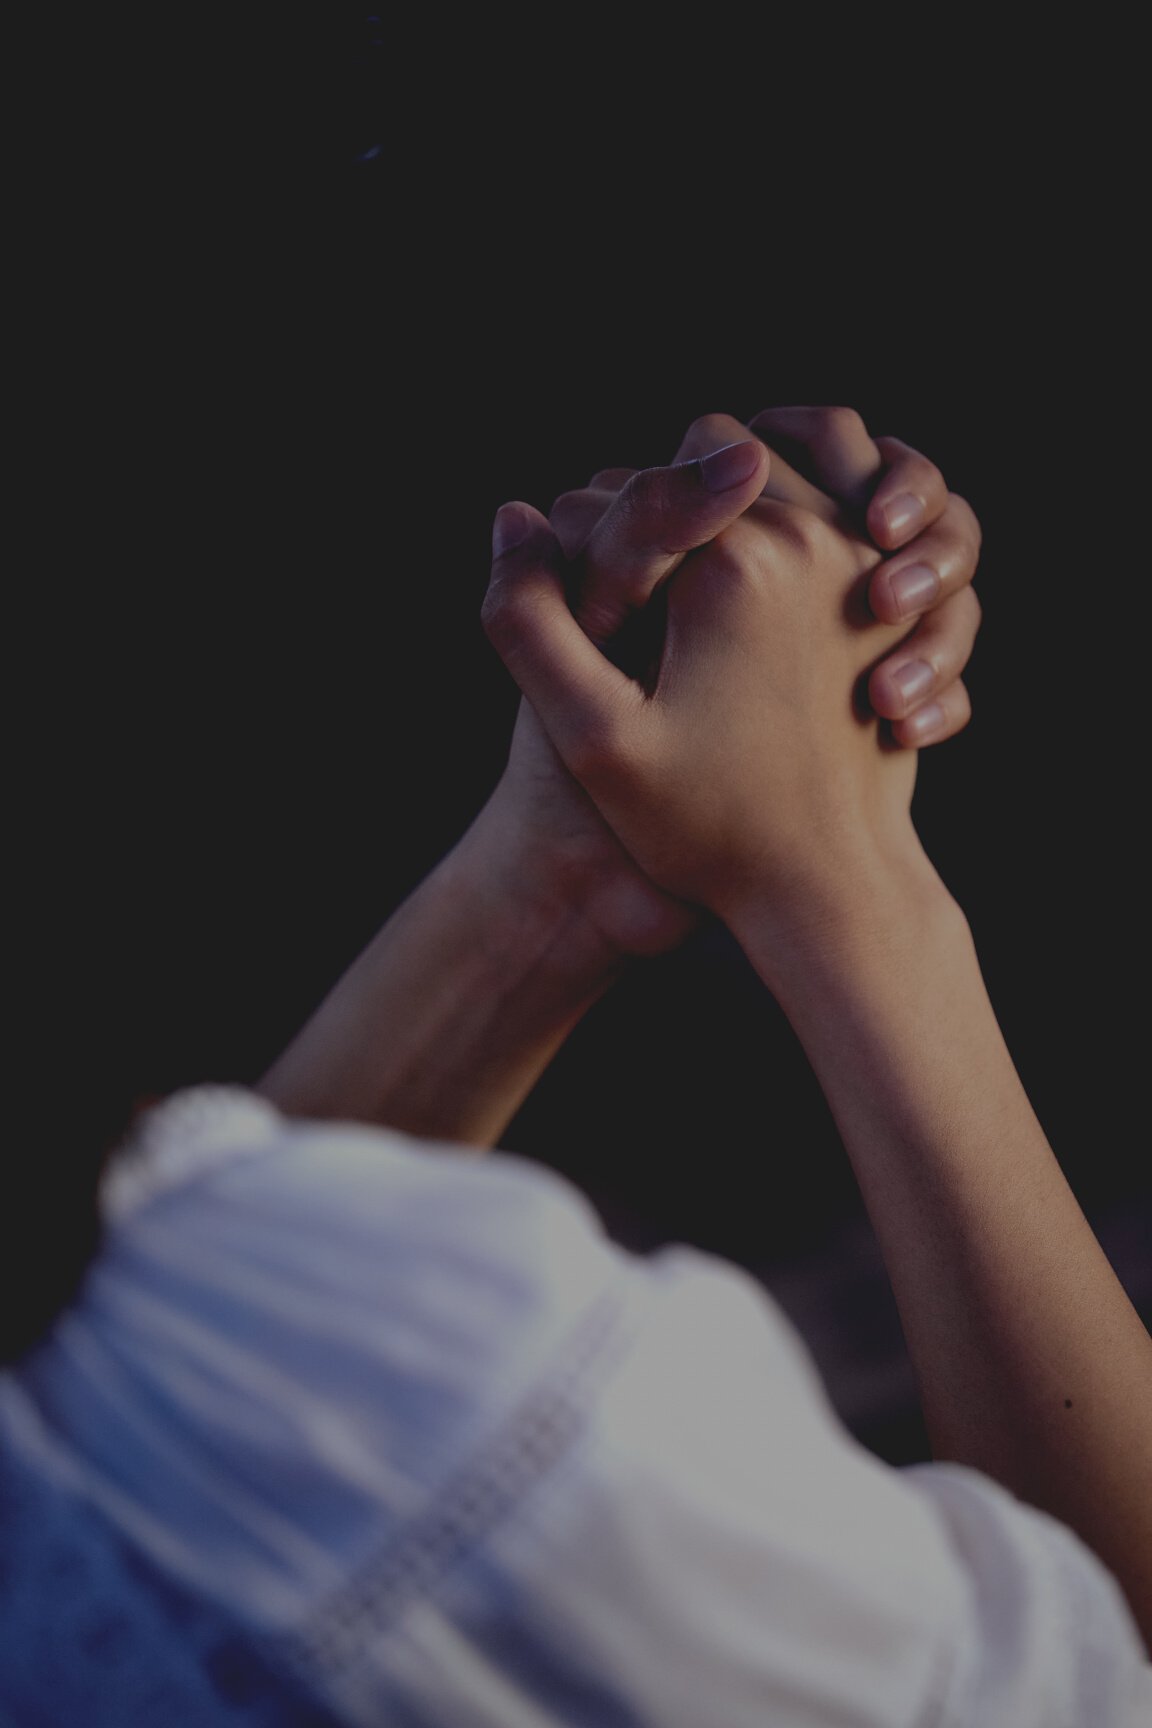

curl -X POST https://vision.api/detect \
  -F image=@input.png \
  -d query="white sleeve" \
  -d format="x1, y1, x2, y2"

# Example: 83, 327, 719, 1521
7, 1087, 1147, 1728
901, 1458, 1152, 1728
384, 1241, 1146, 1728
5, 1087, 630, 1634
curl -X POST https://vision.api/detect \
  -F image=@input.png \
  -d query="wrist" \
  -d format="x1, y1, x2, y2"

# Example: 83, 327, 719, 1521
462, 779, 695, 968
724, 828, 965, 1002
258, 809, 632, 1144
443, 796, 637, 986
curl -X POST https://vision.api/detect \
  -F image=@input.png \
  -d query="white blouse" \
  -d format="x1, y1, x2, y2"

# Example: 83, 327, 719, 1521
2, 1086, 1148, 1726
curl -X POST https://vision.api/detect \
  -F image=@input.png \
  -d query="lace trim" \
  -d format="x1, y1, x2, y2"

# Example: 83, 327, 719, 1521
268, 1271, 643, 1695
100, 1085, 281, 1226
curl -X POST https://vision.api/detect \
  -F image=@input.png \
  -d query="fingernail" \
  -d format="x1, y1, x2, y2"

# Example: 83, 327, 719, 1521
891, 659, 935, 706
902, 700, 945, 742
700, 440, 763, 493
880, 492, 925, 538
492, 502, 533, 559
889, 562, 941, 616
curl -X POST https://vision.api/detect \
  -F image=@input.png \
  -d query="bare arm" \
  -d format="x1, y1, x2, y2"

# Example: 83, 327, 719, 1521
253, 447, 772, 1141
484, 422, 1152, 1652
733, 850, 1152, 1654
255, 795, 633, 1146
259, 416, 978, 1148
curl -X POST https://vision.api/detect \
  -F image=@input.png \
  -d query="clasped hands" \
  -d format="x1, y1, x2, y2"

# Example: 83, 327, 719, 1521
478, 407, 980, 964
256, 405, 980, 1143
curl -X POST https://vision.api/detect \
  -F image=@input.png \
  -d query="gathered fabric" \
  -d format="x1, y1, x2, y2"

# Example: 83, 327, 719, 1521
2, 1087, 1148, 1726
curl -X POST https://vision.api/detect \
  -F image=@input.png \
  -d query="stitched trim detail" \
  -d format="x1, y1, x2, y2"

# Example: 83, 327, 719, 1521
268, 1273, 641, 1692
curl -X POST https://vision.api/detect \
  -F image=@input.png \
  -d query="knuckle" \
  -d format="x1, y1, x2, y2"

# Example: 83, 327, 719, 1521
707, 517, 774, 584
892, 444, 942, 492
819, 404, 867, 442
868, 663, 901, 717
614, 464, 682, 538
922, 588, 981, 670
550, 492, 606, 559
757, 497, 828, 560
588, 466, 636, 490
948, 681, 974, 730
709, 524, 757, 577
550, 487, 594, 521
916, 456, 946, 497
876, 436, 944, 498
575, 579, 640, 643
872, 434, 906, 460
931, 497, 982, 580
921, 639, 946, 678
621, 465, 662, 510
687, 411, 742, 447
610, 471, 654, 538
950, 492, 984, 554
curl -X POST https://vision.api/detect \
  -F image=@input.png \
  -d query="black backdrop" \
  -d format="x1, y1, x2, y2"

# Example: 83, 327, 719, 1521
24, 15, 1146, 1418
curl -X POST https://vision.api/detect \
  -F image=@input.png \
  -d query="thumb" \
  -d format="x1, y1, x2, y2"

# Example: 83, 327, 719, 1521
482, 502, 642, 787
574, 439, 770, 645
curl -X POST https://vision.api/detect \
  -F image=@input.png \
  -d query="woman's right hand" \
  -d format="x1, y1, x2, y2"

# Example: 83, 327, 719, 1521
552, 407, 983, 752
483, 461, 934, 940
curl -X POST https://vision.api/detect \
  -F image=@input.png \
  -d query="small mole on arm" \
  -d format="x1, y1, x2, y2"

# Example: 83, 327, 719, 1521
1064, 1398, 1073, 1408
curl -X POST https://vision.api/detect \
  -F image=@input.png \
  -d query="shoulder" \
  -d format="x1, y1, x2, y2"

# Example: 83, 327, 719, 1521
2, 1088, 636, 1627
366, 1236, 1150, 1728
98, 1083, 625, 1373
5, 1088, 1148, 1725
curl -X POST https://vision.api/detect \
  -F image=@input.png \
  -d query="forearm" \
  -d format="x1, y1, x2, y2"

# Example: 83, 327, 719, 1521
255, 805, 627, 1147
731, 854, 1152, 1652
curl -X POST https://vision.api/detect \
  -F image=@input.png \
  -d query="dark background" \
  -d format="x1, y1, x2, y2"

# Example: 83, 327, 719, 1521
23, 12, 1147, 1455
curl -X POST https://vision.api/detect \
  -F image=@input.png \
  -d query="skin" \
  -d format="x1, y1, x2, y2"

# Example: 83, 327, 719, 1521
482, 461, 924, 923
553, 409, 982, 747
482, 452, 1152, 1656
259, 409, 983, 1140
